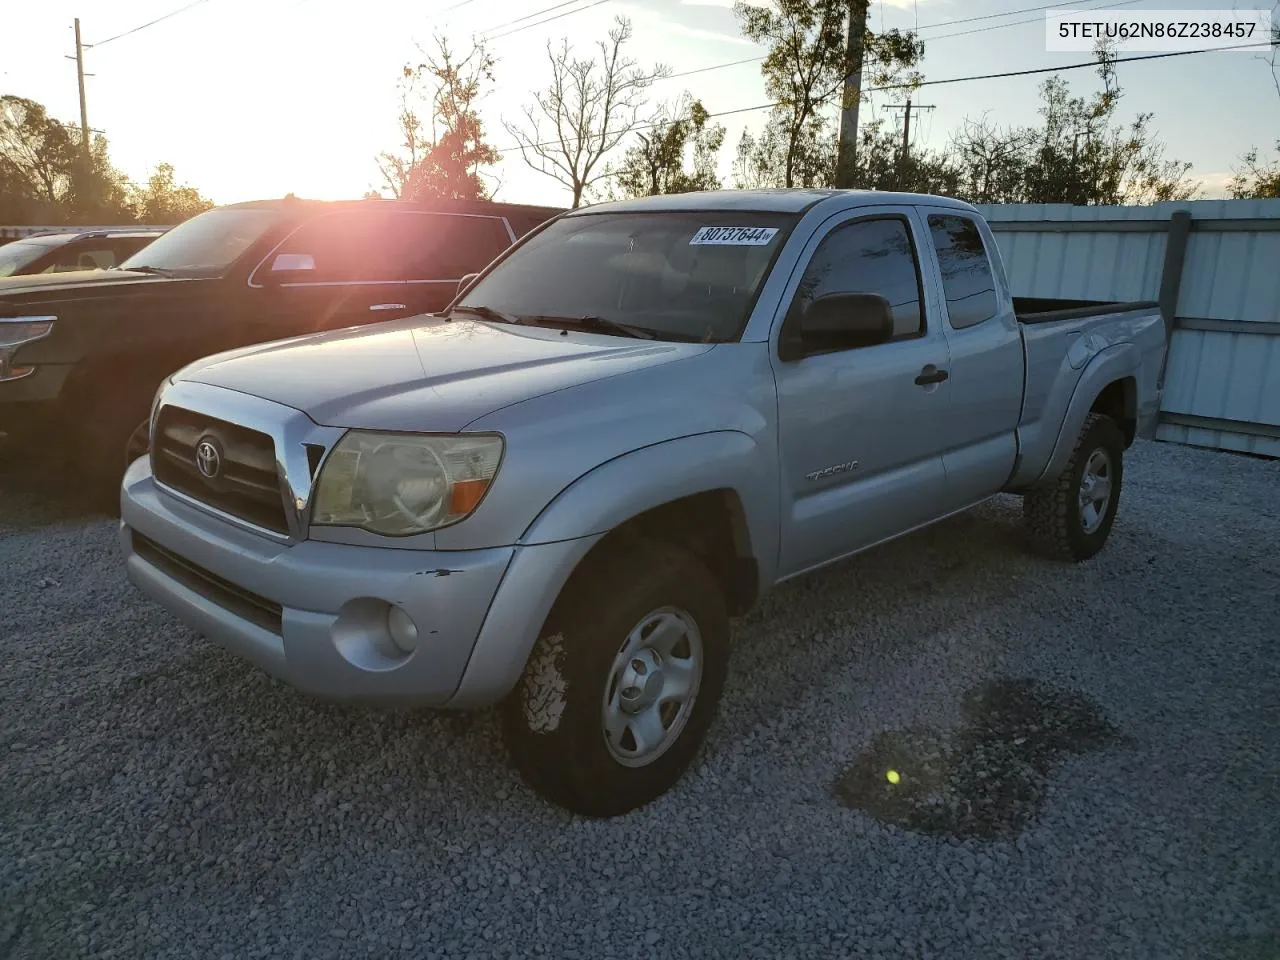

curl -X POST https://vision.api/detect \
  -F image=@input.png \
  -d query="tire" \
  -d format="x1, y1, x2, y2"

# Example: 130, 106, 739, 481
1023, 412, 1125, 562
501, 536, 730, 817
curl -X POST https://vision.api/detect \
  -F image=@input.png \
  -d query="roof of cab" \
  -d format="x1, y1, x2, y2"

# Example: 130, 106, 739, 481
221, 197, 566, 217
21, 228, 167, 242
568, 188, 980, 216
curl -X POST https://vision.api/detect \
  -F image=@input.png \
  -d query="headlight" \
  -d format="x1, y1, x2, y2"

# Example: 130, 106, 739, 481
0, 316, 55, 382
311, 431, 503, 536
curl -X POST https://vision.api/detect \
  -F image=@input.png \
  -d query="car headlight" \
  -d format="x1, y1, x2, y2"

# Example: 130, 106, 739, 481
0, 316, 55, 382
311, 431, 503, 536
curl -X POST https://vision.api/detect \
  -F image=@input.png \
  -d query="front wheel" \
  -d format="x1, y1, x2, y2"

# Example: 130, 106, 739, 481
1023, 412, 1125, 562
501, 537, 729, 817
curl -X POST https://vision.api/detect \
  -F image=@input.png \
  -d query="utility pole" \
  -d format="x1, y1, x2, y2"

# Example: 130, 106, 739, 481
65, 18, 97, 214
1071, 130, 1089, 164
1070, 128, 1090, 204
834, 0, 868, 188
886, 99, 935, 166
73, 19, 90, 167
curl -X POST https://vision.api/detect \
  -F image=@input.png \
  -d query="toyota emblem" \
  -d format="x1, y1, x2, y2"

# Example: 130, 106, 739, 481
195, 437, 222, 479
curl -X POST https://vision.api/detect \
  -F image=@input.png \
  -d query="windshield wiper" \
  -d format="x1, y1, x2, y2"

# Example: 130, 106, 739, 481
525, 314, 659, 340
120, 264, 174, 277
450, 304, 525, 326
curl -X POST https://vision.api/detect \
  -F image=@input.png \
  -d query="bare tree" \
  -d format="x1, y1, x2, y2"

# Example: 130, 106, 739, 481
949, 116, 1033, 204
505, 17, 669, 207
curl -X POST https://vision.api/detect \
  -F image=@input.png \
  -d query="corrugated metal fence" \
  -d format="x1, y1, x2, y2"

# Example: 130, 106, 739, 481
977, 199, 1280, 458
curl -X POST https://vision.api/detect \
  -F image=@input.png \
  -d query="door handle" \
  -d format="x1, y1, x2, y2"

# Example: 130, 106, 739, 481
914, 364, 949, 386
370, 303, 407, 312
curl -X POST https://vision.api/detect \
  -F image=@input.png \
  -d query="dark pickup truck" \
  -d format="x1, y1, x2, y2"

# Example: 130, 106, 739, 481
0, 196, 564, 495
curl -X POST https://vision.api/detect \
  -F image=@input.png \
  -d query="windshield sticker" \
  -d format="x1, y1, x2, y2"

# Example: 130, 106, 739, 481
689, 226, 779, 246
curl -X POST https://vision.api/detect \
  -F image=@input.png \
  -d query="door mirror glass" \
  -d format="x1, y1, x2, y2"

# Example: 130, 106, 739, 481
791, 292, 894, 357
270, 252, 314, 273
457, 272, 480, 298
262, 252, 316, 284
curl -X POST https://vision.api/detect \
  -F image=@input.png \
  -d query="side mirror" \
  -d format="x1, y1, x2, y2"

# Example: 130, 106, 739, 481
457, 272, 479, 298
781, 292, 895, 360
261, 252, 316, 285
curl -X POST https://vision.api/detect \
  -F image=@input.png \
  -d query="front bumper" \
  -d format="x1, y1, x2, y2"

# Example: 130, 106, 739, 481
120, 457, 598, 707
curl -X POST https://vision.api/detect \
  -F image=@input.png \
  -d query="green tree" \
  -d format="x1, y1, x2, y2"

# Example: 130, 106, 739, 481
611, 96, 725, 198
1019, 49, 1196, 205
0, 94, 153, 224
376, 36, 500, 201
128, 162, 213, 223
733, 0, 923, 188
1229, 140, 1280, 198
944, 46, 1196, 205
0, 95, 78, 221
843, 118, 961, 195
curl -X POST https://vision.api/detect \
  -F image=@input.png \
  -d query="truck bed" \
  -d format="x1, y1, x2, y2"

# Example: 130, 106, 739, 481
1014, 296, 1160, 325
1007, 298, 1167, 490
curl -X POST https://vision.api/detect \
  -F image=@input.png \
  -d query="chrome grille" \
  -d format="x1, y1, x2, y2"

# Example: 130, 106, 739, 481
152, 405, 289, 534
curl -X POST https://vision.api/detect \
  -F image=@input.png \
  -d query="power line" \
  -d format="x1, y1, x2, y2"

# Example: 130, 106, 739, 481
927, 0, 1144, 41
480, 0, 587, 36
658, 0, 1145, 87
495, 40, 1273, 154
90, 0, 210, 47
485, 0, 612, 41
916, 0, 1109, 32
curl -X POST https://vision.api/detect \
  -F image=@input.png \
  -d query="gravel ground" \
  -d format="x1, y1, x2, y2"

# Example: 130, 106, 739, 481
2, 439, 1277, 960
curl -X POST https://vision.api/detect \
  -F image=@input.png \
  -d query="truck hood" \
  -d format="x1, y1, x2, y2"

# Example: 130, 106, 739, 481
178, 315, 713, 432
0, 268, 169, 296
0, 269, 199, 313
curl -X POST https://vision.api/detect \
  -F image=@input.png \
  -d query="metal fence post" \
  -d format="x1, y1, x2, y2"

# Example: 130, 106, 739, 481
1156, 210, 1192, 390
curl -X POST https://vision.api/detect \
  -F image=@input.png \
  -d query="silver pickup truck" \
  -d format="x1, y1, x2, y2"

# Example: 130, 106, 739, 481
120, 189, 1166, 816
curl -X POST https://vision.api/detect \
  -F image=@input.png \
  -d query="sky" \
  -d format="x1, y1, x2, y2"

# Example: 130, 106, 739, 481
3, 0, 1277, 209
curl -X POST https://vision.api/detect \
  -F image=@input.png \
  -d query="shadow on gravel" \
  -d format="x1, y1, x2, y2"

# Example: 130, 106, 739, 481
0, 451, 106, 527
833, 677, 1119, 839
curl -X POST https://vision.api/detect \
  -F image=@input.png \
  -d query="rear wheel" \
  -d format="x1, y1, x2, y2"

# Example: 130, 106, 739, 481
1023, 412, 1125, 562
501, 537, 729, 817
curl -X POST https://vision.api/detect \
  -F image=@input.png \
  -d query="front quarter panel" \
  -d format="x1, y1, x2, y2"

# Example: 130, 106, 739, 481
432, 344, 778, 553
521, 430, 778, 579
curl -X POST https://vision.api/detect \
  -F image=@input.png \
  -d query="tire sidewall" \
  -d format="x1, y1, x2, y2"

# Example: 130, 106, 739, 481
1065, 417, 1125, 560
505, 542, 729, 816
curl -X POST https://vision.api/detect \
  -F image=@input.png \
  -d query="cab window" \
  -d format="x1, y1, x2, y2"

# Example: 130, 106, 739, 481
789, 216, 925, 344
928, 214, 999, 330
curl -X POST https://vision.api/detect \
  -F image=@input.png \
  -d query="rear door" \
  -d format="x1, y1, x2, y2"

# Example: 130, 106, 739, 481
396, 212, 514, 316
772, 207, 953, 577
922, 211, 1023, 509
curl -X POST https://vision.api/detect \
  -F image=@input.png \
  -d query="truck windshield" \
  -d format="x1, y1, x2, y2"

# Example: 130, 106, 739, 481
117, 208, 280, 279
456, 211, 797, 342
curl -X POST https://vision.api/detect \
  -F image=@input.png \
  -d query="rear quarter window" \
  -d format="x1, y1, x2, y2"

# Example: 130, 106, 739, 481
397, 214, 511, 281
928, 214, 999, 330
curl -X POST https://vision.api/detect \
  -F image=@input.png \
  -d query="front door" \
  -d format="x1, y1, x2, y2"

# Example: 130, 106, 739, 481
772, 209, 953, 578
244, 208, 416, 345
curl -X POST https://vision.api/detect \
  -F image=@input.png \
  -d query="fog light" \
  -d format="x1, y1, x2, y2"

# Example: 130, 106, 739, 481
387, 605, 419, 653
